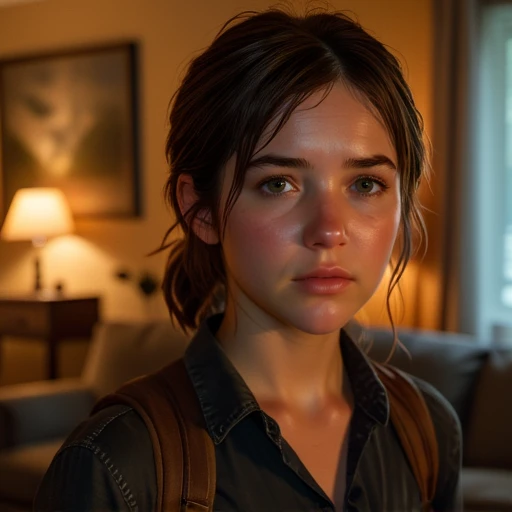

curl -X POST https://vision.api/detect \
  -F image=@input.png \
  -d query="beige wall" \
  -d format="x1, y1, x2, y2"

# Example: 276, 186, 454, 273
0, 0, 432, 383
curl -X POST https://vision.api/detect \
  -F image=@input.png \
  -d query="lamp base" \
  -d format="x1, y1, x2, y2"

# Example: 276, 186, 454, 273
34, 254, 42, 292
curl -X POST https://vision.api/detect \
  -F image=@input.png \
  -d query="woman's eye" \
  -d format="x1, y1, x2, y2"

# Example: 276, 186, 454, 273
351, 177, 387, 196
260, 177, 294, 195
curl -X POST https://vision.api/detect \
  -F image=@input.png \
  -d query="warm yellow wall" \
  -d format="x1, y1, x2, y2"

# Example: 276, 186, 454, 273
0, 0, 432, 322
0, 0, 433, 383
0, 0, 433, 381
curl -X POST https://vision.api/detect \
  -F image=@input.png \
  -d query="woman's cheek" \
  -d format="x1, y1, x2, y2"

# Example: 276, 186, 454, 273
350, 212, 399, 260
225, 211, 282, 264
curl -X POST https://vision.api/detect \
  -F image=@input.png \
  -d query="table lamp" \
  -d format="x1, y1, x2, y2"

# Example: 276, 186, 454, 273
0, 187, 74, 293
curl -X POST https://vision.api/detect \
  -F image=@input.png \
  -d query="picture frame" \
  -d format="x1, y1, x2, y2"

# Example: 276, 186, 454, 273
0, 42, 140, 219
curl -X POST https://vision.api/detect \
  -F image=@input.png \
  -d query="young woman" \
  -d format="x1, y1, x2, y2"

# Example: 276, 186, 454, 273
35, 8, 462, 512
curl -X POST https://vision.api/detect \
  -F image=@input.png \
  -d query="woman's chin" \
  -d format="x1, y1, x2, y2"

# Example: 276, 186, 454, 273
284, 310, 354, 337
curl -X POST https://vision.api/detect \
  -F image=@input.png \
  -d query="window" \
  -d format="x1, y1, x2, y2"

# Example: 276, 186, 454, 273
479, 4, 512, 342
503, 38, 512, 307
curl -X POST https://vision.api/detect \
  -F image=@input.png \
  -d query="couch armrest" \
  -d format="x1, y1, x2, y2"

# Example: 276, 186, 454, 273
0, 378, 97, 449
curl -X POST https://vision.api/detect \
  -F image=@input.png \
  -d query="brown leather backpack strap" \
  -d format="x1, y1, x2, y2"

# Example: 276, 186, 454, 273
372, 362, 439, 512
91, 359, 216, 512
155, 359, 216, 511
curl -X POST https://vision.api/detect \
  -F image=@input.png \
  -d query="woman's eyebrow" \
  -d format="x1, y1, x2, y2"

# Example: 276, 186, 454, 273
247, 153, 396, 171
344, 155, 397, 171
247, 154, 312, 170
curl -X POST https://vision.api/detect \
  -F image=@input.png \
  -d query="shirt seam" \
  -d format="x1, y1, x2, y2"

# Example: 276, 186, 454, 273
58, 441, 138, 512
84, 407, 133, 442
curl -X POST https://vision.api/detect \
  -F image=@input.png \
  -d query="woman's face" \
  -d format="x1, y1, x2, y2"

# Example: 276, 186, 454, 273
219, 83, 401, 335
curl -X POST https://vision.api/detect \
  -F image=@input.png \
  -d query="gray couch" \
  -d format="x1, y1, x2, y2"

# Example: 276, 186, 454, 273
0, 322, 510, 511
0, 322, 189, 512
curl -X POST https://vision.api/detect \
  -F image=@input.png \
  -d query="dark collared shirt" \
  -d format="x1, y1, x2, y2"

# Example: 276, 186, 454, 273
35, 315, 462, 511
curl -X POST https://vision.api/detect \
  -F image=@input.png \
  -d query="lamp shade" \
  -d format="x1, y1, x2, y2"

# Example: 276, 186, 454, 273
1, 188, 74, 241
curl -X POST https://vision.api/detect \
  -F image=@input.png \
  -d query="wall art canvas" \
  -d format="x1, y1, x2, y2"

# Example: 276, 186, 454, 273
0, 42, 140, 219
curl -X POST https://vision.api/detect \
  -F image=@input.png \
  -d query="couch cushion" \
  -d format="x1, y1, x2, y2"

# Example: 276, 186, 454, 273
82, 322, 190, 397
0, 439, 63, 506
461, 467, 512, 511
365, 328, 488, 432
465, 349, 512, 468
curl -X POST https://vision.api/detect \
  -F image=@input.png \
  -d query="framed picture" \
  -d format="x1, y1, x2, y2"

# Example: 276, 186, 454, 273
0, 42, 140, 219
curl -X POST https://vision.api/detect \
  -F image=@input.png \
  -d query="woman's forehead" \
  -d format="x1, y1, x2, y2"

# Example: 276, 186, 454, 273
252, 84, 396, 166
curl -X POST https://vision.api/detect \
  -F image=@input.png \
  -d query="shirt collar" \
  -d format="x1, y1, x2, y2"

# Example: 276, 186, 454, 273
184, 314, 390, 445
338, 328, 390, 425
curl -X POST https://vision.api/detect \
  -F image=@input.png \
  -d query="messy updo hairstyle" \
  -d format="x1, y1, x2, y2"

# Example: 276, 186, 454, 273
157, 7, 427, 335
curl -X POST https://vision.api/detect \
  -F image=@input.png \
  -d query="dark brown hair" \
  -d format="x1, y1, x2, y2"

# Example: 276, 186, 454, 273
156, 8, 427, 335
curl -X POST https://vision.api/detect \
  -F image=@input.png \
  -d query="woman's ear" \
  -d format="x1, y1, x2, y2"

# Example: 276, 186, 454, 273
177, 174, 219, 245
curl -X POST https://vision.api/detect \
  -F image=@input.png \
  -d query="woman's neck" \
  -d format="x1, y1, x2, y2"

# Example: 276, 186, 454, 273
215, 308, 347, 415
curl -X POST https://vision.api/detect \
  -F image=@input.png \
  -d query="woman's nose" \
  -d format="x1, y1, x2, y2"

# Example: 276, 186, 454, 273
302, 194, 349, 249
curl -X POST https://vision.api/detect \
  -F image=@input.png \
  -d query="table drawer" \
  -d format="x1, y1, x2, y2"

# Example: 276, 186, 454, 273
0, 302, 49, 336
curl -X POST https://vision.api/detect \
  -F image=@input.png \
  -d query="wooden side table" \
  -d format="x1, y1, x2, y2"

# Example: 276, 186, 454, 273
0, 295, 100, 380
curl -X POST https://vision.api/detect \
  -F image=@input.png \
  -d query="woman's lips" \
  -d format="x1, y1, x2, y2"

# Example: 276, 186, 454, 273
293, 276, 353, 295
294, 266, 354, 280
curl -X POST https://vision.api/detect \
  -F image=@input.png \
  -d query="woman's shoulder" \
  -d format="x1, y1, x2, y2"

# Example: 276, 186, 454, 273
35, 404, 156, 512
62, 403, 156, 460
410, 375, 462, 445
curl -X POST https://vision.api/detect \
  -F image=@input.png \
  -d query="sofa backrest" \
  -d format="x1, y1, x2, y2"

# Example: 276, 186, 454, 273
365, 328, 488, 435
464, 348, 512, 469
82, 321, 191, 398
